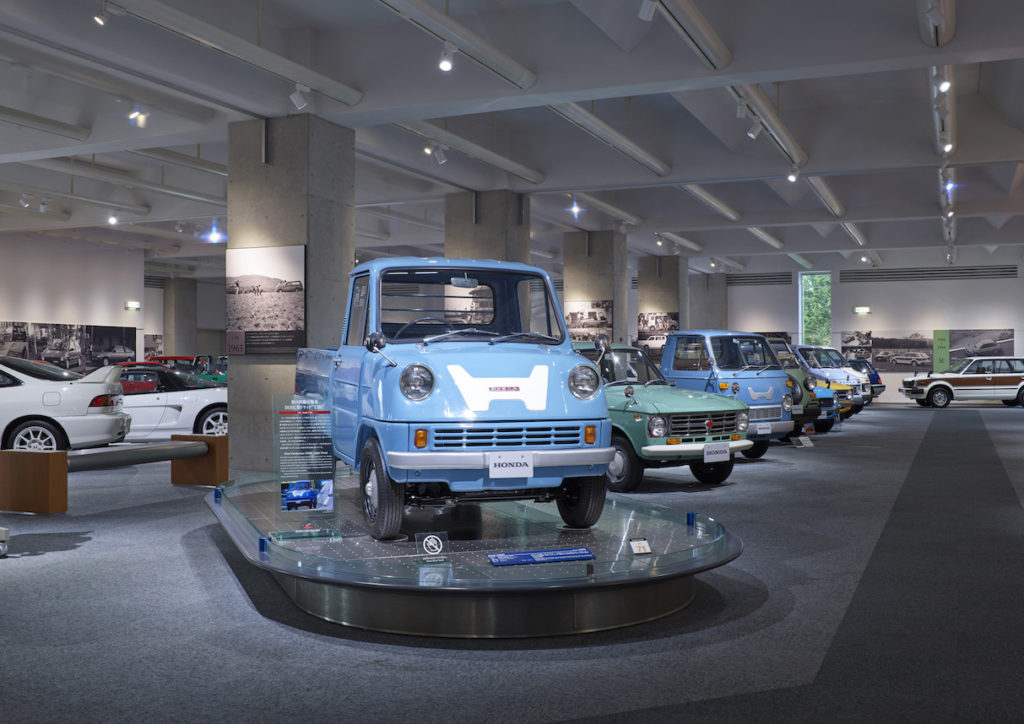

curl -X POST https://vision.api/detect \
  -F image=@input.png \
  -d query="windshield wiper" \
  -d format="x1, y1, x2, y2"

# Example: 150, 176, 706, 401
644, 378, 668, 386
423, 328, 499, 344
489, 332, 559, 345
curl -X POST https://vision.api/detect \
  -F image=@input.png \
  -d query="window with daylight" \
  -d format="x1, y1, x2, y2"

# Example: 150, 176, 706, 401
799, 272, 832, 345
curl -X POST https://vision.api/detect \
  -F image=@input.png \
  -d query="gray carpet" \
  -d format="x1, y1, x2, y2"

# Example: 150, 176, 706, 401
2, 406, 1022, 723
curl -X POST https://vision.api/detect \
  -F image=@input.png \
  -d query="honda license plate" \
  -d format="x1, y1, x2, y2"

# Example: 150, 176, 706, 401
487, 451, 534, 478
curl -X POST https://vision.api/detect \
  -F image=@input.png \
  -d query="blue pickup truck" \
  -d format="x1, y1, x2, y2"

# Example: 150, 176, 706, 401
659, 330, 794, 458
296, 257, 614, 539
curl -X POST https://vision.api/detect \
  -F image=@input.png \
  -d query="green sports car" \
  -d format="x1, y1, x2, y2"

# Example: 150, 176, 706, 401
575, 343, 751, 491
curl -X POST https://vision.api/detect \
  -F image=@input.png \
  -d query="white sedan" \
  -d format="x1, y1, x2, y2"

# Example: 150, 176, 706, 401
0, 357, 131, 451
117, 363, 227, 441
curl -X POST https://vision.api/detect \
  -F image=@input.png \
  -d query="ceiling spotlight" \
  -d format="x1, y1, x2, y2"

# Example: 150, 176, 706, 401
128, 105, 148, 128
93, 0, 107, 25
735, 101, 747, 119
433, 146, 447, 165
18, 194, 30, 208
709, 260, 717, 268
655, 235, 663, 246
638, 0, 658, 21
570, 197, 581, 220
175, 221, 186, 233
943, 141, 954, 153
207, 220, 223, 242
787, 167, 800, 183
938, 79, 951, 93
746, 119, 763, 140
861, 255, 869, 263
39, 199, 48, 213
946, 207, 955, 218
439, 42, 456, 72
107, 213, 119, 225
289, 83, 310, 111
424, 144, 434, 155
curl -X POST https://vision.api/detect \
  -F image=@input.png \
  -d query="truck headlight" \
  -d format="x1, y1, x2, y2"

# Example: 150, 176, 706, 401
569, 364, 600, 399
804, 376, 816, 392
782, 394, 793, 412
736, 411, 748, 432
400, 364, 434, 401
647, 414, 667, 438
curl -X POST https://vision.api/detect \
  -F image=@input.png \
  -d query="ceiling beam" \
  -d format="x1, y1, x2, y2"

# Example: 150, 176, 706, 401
0, 104, 90, 141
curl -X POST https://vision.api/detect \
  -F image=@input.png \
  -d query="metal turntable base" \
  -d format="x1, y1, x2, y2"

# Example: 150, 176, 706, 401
207, 474, 742, 638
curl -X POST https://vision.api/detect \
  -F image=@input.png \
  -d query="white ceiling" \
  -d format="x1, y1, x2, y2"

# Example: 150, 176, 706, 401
2, 0, 1024, 278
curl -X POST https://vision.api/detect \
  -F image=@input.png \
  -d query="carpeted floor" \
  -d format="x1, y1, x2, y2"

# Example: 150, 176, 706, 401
2, 405, 1023, 723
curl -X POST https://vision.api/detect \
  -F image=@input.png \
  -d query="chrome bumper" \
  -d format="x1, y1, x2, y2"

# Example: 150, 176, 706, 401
747, 420, 795, 436
900, 387, 925, 399
388, 447, 616, 470
641, 439, 753, 458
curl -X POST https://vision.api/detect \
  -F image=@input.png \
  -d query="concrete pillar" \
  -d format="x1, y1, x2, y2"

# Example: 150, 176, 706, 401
562, 230, 629, 344
227, 114, 354, 471
444, 190, 530, 262
162, 278, 196, 355
678, 257, 691, 330
637, 255, 679, 337
689, 273, 728, 329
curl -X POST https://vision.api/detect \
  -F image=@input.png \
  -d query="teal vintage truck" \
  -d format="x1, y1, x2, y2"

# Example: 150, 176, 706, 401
575, 343, 751, 491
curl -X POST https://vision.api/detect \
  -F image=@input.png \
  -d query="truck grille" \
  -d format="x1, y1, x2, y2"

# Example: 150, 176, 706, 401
668, 411, 740, 437
819, 396, 835, 409
432, 424, 583, 448
749, 405, 782, 421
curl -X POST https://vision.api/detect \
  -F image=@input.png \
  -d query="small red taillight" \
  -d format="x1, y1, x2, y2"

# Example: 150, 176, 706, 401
89, 394, 117, 408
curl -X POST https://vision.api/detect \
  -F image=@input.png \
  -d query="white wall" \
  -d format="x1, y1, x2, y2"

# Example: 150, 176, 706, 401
196, 280, 225, 330
0, 234, 145, 354
725, 249, 1024, 402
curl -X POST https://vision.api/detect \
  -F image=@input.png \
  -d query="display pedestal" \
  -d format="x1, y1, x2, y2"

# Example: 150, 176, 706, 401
0, 450, 68, 514
207, 473, 742, 638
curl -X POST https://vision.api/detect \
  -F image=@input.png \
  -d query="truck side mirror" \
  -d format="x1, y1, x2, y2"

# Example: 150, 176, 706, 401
593, 333, 610, 364
364, 332, 387, 353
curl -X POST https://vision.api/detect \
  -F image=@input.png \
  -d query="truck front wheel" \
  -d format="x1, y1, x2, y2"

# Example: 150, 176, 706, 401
690, 458, 734, 485
606, 435, 643, 493
360, 438, 404, 540
556, 476, 606, 528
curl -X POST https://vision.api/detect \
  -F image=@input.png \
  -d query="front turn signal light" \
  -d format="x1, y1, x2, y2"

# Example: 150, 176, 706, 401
414, 429, 428, 448
718, 382, 729, 390
584, 426, 596, 444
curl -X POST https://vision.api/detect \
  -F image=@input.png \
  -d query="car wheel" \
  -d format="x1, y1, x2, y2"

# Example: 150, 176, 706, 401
286, 502, 294, 510
1016, 388, 1024, 406
915, 399, 930, 407
813, 418, 835, 434
360, 438, 403, 540
556, 476, 606, 528
927, 387, 951, 409
689, 457, 734, 485
7, 420, 65, 451
606, 435, 643, 493
101, 357, 111, 367
863, 396, 873, 406
741, 440, 769, 459
195, 407, 228, 435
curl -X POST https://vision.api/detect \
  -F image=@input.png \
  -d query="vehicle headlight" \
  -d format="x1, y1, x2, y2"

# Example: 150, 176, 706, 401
782, 394, 793, 412
647, 414, 667, 438
400, 364, 434, 401
569, 364, 600, 399
736, 411, 748, 432
804, 376, 816, 391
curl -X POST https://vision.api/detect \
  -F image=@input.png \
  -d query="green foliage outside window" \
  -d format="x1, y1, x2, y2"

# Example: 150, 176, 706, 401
800, 272, 831, 346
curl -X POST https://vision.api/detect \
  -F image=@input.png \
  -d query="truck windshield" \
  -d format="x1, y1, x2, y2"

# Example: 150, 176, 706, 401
768, 341, 800, 369
710, 335, 781, 371
580, 348, 665, 386
823, 348, 847, 367
378, 267, 565, 344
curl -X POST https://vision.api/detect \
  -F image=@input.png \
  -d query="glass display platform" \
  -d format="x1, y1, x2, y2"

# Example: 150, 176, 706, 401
206, 474, 743, 638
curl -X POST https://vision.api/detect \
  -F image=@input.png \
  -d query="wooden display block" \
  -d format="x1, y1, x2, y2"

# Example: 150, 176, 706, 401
0, 450, 69, 514
170, 434, 229, 486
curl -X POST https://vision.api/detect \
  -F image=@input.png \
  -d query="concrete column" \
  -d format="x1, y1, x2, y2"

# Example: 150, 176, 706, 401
444, 190, 530, 262
563, 230, 629, 343
162, 278, 196, 355
228, 114, 354, 471
689, 273, 728, 329
678, 257, 691, 330
637, 255, 679, 330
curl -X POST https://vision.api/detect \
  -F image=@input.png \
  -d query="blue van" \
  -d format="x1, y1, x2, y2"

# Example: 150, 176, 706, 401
659, 330, 794, 458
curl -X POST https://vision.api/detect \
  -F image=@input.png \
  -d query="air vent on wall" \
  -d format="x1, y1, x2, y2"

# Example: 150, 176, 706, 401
839, 265, 1018, 283
726, 272, 793, 287
144, 276, 166, 288
631, 277, 639, 290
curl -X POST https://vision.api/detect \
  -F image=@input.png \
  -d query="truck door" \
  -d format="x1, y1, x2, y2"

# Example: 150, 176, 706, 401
663, 334, 714, 392
333, 275, 370, 461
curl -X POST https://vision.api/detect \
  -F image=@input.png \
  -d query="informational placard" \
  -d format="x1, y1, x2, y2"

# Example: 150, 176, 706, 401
274, 394, 334, 479
755, 423, 771, 436
703, 441, 729, 463
629, 538, 652, 555
487, 547, 595, 566
226, 245, 306, 354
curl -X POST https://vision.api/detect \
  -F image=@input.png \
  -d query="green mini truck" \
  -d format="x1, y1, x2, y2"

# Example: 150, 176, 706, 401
575, 343, 751, 491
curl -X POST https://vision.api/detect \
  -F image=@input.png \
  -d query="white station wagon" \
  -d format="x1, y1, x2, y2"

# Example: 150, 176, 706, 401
900, 356, 1024, 408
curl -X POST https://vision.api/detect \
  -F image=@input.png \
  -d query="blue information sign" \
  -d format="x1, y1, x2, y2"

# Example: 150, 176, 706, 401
487, 547, 595, 566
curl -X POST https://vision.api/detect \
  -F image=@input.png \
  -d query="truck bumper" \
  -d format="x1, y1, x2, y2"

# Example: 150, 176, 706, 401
747, 420, 794, 440
872, 384, 886, 396
641, 439, 753, 458
388, 447, 615, 470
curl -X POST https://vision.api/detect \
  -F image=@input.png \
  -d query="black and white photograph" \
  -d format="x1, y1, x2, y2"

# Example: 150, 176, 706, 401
564, 300, 612, 342
144, 334, 164, 357
869, 330, 933, 372
842, 330, 873, 347
226, 245, 306, 353
636, 311, 678, 361
949, 328, 1014, 363
0, 321, 29, 358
